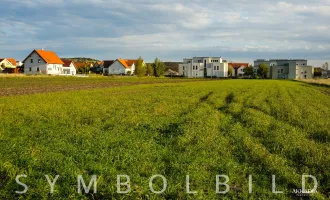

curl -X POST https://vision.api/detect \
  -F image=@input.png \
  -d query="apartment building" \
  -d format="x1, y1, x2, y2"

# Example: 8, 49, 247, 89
254, 59, 313, 79
178, 57, 228, 78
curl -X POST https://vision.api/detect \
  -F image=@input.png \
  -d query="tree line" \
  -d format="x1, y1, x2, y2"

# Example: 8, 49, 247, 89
134, 57, 166, 77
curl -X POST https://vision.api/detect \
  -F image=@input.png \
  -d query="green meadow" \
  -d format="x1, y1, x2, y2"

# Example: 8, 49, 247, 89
1, 77, 330, 199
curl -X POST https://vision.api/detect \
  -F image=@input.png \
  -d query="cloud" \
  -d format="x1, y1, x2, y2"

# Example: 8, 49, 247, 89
0, 0, 329, 65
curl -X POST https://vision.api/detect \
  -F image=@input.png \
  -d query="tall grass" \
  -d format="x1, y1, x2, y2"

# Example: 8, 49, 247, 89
0, 79, 329, 199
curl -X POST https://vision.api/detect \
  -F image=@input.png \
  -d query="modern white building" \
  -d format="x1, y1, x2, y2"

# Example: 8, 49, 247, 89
23, 49, 64, 75
254, 59, 313, 79
178, 57, 228, 78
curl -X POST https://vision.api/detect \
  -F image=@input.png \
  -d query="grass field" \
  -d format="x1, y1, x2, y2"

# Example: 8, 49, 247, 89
1, 77, 330, 199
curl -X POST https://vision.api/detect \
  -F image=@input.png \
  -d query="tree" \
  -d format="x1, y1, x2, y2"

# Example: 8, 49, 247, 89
152, 58, 166, 77
146, 64, 154, 76
258, 63, 269, 79
244, 65, 254, 77
314, 68, 322, 77
134, 57, 146, 77
228, 67, 233, 77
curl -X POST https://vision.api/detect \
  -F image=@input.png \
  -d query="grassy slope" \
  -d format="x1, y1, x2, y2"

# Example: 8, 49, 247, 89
0, 79, 330, 199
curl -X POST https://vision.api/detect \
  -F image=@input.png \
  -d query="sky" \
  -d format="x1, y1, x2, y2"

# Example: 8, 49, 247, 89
0, 0, 329, 66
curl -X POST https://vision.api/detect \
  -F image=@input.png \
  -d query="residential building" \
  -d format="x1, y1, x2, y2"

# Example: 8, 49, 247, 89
165, 69, 179, 76
101, 60, 115, 74
178, 57, 228, 78
254, 59, 313, 79
228, 63, 249, 77
103, 59, 142, 75
23, 49, 64, 75
0, 58, 16, 71
62, 60, 77, 75
91, 61, 103, 74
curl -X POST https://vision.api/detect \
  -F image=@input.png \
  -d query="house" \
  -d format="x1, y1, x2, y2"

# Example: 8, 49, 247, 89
254, 59, 314, 79
165, 69, 179, 76
91, 61, 103, 74
0, 58, 17, 73
104, 59, 142, 75
101, 60, 115, 74
23, 49, 64, 75
62, 60, 77, 75
178, 57, 228, 78
228, 63, 249, 77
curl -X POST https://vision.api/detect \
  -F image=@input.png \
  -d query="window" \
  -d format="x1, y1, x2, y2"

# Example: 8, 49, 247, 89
280, 69, 283, 73
196, 66, 198, 70
214, 66, 216, 70
38, 59, 41, 63
217, 66, 219, 70
37, 67, 39, 72
48, 68, 52, 71
30, 59, 33, 63
193, 66, 195, 70
29, 67, 31, 71
183, 66, 185, 71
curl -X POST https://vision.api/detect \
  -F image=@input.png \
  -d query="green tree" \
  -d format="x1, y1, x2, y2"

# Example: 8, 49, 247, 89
134, 57, 146, 77
146, 64, 154, 76
228, 67, 233, 77
244, 65, 254, 76
314, 68, 322, 77
258, 63, 269, 79
152, 58, 166, 77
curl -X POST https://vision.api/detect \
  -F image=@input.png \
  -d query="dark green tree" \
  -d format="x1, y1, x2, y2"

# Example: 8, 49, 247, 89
258, 63, 269, 79
152, 58, 166, 77
244, 65, 254, 76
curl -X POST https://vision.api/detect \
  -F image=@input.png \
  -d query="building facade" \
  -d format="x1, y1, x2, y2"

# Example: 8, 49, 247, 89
178, 57, 228, 78
254, 59, 313, 79
62, 60, 77, 75
228, 63, 249, 77
23, 49, 64, 75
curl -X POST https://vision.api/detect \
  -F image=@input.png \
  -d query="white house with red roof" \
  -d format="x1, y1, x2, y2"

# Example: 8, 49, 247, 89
23, 49, 64, 75
228, 63, 249, 77
104, 59, 144, 75
0, 58, 16, 71
62, 60, 77, 75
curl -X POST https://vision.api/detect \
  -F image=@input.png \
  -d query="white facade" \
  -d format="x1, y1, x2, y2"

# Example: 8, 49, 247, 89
24, 51, 63, 75
107, 60, 134, 74
178, 57, 228, 78
62, 63, 76, 75
103, 60, 137, 75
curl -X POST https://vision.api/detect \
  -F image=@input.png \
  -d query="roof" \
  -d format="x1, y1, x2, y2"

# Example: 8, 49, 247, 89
23, 49, 64, 64
228, 63, 249, 69
0, 59, 4, 62
118, 59, 140, 69
102, 60, 115, 68
6, 58, 17, 66
62, 60, 75, 67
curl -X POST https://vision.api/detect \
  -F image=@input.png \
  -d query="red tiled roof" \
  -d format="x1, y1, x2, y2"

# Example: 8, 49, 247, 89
62, 60, 75, 67
102, 60, 115, 68
228, 63, 249, 69
118, 59, 140, 69
6, 58, 17, 66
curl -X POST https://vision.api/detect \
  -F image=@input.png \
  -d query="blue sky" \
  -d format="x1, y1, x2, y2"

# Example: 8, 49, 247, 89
1, 0, 329, 66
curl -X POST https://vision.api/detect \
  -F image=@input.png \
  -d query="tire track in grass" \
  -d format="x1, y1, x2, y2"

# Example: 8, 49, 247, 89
217, 87, 326, 199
